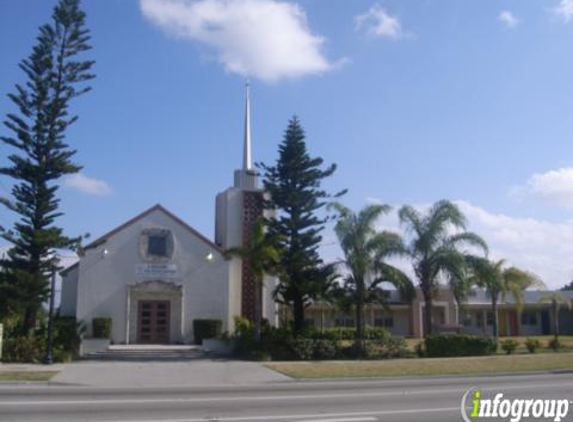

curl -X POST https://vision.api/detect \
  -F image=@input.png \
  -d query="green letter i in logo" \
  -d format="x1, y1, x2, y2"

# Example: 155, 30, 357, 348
471, 390, 482, 417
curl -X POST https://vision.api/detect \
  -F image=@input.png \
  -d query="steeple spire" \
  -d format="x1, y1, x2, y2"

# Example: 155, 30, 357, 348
232, 81, 258, 190
242, 81, 252, 171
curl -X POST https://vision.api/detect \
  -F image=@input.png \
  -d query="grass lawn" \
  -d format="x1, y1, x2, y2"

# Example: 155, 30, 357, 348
266, 352, 573, 379
0, 371, 58, 382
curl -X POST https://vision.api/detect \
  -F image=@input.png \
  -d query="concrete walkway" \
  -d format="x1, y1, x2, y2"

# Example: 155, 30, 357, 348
50, 359, 291, 387
0, 363, 66, 372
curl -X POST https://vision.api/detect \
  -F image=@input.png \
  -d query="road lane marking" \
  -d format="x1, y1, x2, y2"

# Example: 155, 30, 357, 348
5, 407, 459, 422
0, 380, 570, 407
295, 418, 377, 422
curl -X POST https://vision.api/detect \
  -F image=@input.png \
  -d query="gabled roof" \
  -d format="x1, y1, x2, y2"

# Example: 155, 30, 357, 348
80, 204, 225, 255
60, 261, 79, 276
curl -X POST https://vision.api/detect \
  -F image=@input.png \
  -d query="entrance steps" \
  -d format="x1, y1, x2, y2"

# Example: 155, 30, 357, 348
82, 345, 208, 361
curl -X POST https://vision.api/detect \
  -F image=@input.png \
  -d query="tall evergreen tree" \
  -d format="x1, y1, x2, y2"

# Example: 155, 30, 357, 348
0, 0, 94, 330
260, 117, 344, 335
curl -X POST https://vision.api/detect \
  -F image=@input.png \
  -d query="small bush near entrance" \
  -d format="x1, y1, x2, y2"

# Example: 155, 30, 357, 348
425, 334, 497, 357
193, 319, 222, 345
525, 338, 541, 354
92, 318, 112, 339
500, 339, 519, 355
548, 339, 563, 352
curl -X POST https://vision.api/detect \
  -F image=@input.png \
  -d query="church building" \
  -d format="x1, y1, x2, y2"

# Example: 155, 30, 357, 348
59, 85, 277, 345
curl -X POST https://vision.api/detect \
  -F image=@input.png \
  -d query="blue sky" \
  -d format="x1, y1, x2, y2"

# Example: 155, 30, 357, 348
1, 0, 573, 288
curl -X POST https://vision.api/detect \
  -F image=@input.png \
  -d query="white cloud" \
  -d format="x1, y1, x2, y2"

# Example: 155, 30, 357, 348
360, 199, 573, 290
354, 4, 405, 40
553, 0, 573, 23
140, 0, 340, 82
63, 173, 113, 196
511, 167, 573, 209
498, 10, 520, 28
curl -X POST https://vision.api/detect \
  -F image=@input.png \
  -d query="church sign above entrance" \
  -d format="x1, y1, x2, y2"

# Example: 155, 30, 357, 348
135, 263, 179, 279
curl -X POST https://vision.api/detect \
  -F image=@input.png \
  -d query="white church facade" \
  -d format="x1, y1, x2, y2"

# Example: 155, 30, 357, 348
60, 86, 277, 344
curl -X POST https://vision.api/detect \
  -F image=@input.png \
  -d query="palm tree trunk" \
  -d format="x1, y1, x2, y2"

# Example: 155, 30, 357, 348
423, 289, 433, 337
356, 300, 364, 355
553, 300, 559, 343
320, 303, 325, 334
491, 295, 499, 339
356, 278, 365, 355
515, 310, 522, 336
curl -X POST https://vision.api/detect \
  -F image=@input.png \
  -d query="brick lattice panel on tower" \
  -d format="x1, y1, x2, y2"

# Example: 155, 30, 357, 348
241, 190, 263, 322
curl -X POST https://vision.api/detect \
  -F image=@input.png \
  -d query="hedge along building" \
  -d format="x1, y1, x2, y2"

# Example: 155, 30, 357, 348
60, 85, 277, 345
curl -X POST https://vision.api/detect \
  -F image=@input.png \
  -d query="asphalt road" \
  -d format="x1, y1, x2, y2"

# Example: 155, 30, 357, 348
0, 372, 572, 422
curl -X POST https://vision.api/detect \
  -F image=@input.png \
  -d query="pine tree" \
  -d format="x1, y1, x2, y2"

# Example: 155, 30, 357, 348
0, 0, 94, 330
260, 117, 345, 335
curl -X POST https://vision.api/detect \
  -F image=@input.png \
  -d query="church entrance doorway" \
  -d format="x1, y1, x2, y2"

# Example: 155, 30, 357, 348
137, 300, 171, 344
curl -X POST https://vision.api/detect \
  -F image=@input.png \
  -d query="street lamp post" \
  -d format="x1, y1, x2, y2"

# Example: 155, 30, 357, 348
44, 268, 56, 365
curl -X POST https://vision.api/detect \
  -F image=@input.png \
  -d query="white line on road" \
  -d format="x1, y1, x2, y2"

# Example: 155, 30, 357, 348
295, 418, 377, 422
0, 380, 569, 407
6, 407, 459, 422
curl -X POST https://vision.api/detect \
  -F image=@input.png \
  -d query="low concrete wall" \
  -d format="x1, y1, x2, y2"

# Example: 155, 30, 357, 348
202, 338, 233, 355
80, 338, 111, 356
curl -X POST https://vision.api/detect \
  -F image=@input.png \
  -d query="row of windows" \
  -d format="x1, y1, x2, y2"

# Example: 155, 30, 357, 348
462, 311, 539, 327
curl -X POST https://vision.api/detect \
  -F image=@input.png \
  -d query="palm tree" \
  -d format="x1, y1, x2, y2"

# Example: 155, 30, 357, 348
538, 292, 572, 343
226, 219, 281, 341
330, 203, 415, 353
466, 257, 543, 338
399, 200, 488, 337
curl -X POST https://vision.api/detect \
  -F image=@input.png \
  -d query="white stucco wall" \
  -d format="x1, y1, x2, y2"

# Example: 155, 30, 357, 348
60, 265, 79, 317
75, 207, 233, 344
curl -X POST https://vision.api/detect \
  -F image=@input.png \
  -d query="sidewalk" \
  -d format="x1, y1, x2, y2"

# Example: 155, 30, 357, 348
0, 363, 65, 372
49, 359, 292, 387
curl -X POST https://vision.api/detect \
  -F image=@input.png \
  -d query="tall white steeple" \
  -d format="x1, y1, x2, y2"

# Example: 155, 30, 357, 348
233, 81, 258, 189
214, 82, 278, 328
243, 81, 252, 171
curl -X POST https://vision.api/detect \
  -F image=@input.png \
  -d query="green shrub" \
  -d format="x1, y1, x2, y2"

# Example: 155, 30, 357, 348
524, 338, 541, 354
311, 326, 390, 341
414, 341, 426, 357
312, 339, 339, 360
500, 339, 519, 355
54, 317, 82, 357
288, 338, 315, 360
425, 334, 497, 357
548, 339, 562, 352
92, 318, 112, 339
193, 319, 222, 345
376, 336, 408, 358
1, 336, 44, 363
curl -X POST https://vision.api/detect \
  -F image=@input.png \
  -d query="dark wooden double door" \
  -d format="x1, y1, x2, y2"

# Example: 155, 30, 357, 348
137, 300, 170, 344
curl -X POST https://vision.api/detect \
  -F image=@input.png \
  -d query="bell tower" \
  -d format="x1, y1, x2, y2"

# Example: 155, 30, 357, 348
215, 83, 269, 324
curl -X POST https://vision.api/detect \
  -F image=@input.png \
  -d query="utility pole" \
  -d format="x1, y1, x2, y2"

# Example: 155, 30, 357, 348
45, 268, 56, 365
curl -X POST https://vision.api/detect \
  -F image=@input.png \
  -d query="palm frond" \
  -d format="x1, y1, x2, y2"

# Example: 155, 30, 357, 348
447, 232, 489, 255
537, 293, 572, 310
